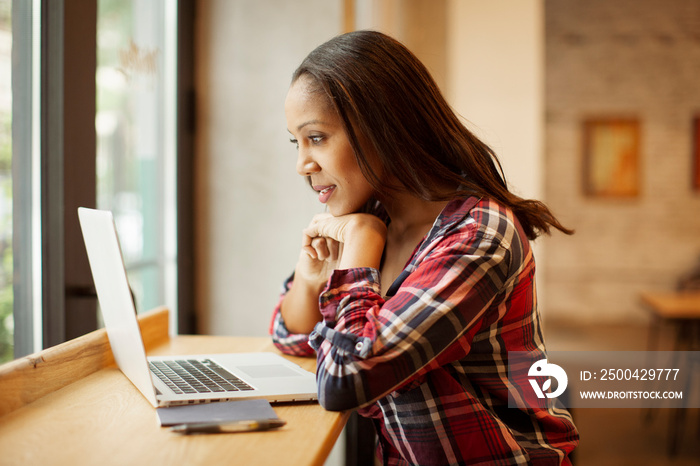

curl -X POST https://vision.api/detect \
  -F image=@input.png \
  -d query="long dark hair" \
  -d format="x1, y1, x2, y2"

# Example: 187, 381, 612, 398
292, 30, 572, 240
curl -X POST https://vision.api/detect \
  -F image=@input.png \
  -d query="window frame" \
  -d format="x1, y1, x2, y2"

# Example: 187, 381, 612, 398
41, 0, 98, 347
11, 0, 196, 358
11, 0, 38, 357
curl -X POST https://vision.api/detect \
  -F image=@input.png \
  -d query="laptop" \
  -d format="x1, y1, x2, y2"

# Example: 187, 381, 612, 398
78, 207, 318, 408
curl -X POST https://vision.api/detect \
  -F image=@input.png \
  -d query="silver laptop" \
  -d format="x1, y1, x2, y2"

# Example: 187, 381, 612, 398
78, 207, 317, 408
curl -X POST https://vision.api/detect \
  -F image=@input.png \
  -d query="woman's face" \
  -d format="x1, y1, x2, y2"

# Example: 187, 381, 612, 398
285, 76, 376, 217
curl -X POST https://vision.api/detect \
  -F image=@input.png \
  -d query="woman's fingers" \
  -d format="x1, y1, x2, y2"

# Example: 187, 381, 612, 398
311, 236, 331, 260
328, 237, 340, 261
301, 245, 317, 260
303, 213, 348, 244
302, 236, 339, 262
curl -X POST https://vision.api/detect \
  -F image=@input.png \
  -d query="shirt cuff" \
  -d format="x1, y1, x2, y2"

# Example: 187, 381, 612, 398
319, 267, 381, 323
309, 321, 373, 359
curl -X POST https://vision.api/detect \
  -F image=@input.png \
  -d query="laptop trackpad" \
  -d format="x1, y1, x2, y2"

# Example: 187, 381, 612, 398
237, 364, 301, 378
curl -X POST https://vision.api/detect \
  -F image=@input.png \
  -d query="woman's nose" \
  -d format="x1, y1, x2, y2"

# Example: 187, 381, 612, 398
296, 151, 320, 176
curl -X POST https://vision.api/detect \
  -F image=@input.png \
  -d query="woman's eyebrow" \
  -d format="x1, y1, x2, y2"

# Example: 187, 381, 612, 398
295, 119, 324, 131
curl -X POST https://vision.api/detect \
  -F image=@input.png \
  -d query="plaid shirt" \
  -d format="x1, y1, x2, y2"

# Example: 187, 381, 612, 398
270, 197, 578, 465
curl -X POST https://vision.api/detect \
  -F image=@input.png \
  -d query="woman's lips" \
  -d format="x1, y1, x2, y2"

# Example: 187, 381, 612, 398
313, 185, 336, 203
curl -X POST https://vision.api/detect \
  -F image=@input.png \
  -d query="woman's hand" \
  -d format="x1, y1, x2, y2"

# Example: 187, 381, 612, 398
294, 215, 343, 289
280, 212, 386, 335
302, 213, 387, 271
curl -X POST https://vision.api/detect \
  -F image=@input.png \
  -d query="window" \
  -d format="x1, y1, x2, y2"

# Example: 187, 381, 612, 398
96, 0, 178, 323
6, 0, 194, 363
0, 0, 11, 362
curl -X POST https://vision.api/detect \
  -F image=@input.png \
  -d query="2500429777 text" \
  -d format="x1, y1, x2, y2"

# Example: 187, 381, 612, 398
580, 368, 679, 381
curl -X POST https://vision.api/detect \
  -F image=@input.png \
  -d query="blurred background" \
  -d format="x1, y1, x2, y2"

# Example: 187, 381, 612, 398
2, 0, 699, 464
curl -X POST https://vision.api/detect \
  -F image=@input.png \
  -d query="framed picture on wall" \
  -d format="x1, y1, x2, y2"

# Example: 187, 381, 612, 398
582, 118, 641, 198
693, 116, 700, 192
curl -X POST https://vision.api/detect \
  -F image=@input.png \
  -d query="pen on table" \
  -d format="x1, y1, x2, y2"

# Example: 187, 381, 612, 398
170, 418, 286, 435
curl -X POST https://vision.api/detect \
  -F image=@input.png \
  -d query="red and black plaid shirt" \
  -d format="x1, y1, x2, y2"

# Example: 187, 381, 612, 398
271, 196, 579, 465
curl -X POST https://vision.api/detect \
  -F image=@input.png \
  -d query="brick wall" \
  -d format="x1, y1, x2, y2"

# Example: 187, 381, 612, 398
543, 0, 700, 323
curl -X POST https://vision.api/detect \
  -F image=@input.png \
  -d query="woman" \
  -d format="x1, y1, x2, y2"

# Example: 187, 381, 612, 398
270, 30, 578, 465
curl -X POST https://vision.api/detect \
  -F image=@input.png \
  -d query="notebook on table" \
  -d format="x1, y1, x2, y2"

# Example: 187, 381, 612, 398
78, 207, 318, 408
156, 399, 279, 426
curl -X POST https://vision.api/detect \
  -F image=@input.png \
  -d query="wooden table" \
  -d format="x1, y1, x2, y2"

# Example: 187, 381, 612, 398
640, 291, 700, 351
639, 291, 700, 456
0, 307, 348, 466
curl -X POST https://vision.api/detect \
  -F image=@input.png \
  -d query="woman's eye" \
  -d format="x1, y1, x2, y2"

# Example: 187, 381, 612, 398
289, 135, 323, 149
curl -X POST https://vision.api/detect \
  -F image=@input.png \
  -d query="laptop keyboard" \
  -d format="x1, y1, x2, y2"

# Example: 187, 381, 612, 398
149, 359, 254, 395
